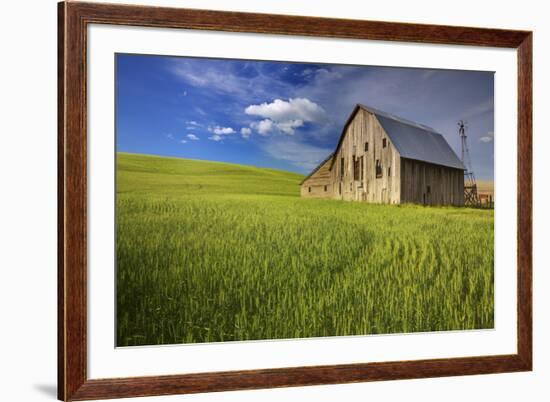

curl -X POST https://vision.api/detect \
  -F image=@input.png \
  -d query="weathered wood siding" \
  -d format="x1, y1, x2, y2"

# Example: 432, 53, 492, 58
329, 109, 401, 204
301, 106, 465, 206
400, 158, 464, 206
300, 157, 333, 198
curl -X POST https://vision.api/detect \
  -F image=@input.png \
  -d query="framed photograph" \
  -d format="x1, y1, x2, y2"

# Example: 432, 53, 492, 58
58, 1, 532, 400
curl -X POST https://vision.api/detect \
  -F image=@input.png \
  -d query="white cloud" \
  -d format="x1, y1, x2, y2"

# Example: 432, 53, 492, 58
245, 98, 326, 124
261, 137, 332, 171
240, 127, 252, 138
208, 134, 223, 142
173, 65, 213, 87
275, 119, 304, 135
245, 98, 326, 135
166, 132, 194, 144
250, 119, 274, 136
312, 68, 343, 84
171, 61, 287, 98
207, 125, 235, 141
300, 68, 343, 84
208, 126, 235, 135
195, 107, 206, 116
186, 134, 199, 141
250, 118, 304, 136
479, 131, 494, 143
186, 120, 201, 129
186, 121, 201, 130
171, 60, 316, 117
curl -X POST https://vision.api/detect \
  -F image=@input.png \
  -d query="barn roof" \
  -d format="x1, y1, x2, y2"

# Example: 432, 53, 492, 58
299, 152, 333, 185
328, 104, 465, 171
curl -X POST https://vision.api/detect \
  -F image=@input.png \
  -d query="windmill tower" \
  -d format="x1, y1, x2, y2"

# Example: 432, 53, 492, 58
458, 120, 480, 206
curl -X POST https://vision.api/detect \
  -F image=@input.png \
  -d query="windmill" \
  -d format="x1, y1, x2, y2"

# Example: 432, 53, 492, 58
458, 120, 480, 206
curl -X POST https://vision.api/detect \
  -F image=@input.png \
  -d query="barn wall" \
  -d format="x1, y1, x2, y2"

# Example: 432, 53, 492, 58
300, 158, 333, 198
329, 109, 401, 203
400, 158, 465, 206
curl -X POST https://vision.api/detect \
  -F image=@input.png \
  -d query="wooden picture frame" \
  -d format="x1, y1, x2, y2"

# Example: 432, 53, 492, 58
58, 1, 532, 400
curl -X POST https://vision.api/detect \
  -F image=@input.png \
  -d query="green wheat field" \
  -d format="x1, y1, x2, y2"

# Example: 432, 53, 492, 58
116, 152, 494, 347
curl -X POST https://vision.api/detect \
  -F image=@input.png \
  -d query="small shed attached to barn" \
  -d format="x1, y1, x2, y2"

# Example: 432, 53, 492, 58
299, 153, 333, 198
300, 104, 465, 206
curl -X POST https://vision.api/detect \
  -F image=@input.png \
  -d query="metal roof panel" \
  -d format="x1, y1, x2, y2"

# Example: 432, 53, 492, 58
326, 104, 465, 172
374, 114, 465, 170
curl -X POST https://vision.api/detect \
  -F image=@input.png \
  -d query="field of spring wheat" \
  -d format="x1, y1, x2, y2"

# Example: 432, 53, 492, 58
116, 152, 494, 347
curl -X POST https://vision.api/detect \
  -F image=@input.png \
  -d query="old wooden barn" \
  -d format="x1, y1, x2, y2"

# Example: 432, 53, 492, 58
300, 104, 465, 206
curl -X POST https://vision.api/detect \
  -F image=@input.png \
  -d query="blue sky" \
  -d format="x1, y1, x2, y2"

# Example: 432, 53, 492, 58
116, 54, 494, 180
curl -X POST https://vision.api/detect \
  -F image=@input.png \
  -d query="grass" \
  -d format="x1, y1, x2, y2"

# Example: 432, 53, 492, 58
116, 152, 494, 346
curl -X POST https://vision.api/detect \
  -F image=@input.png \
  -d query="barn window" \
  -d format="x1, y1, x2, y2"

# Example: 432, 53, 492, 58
353, 156, 360, 181
308, 187, 311, 193
324, 185, 327, 192
388, 167, 391, 176
382, 138, 387, 148
360, 156, 364, 183
340, 157, 344, 179
376, 159, 382, 178
364, 142, 369, 152
427, 185, 431, 194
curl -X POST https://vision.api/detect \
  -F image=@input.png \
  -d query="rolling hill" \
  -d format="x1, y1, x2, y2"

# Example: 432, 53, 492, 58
116, 153, 494, 346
